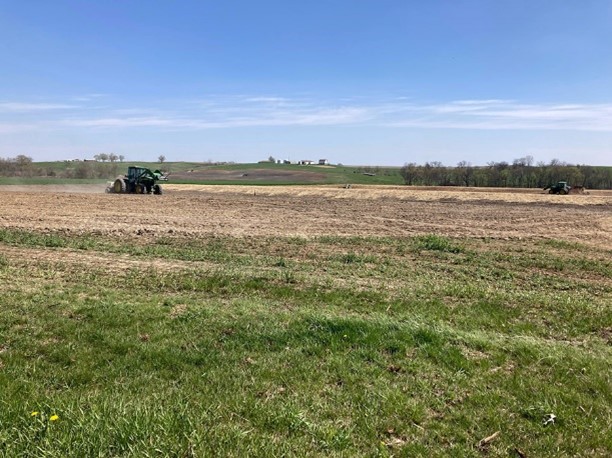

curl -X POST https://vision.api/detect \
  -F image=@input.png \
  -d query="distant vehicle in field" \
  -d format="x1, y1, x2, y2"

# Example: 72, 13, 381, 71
107, 166, 167, 194
543, 181, 571, 195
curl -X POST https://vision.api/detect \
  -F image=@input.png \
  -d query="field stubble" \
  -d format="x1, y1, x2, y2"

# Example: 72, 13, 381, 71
0, 184, 610, 248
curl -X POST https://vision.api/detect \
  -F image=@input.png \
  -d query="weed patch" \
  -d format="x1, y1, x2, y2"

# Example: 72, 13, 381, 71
413, 234, 465, 253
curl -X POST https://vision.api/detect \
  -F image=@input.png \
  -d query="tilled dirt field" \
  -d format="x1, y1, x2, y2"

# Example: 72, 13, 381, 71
0, 184, 611, 248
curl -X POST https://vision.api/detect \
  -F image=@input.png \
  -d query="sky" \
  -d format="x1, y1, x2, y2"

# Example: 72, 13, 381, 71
0, 0, 611, 166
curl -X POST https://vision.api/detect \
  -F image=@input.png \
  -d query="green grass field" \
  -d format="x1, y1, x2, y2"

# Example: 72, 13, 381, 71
11, 161, 404, 186
169, 162, 403, 185
0, 229, 610, 456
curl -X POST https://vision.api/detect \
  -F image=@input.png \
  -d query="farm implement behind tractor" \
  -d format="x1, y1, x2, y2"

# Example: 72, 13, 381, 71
107, 166, 168, 194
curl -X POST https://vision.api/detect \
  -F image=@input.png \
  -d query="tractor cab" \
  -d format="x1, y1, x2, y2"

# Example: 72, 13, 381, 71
544, 181, 571, 195
127, 166, 147, 182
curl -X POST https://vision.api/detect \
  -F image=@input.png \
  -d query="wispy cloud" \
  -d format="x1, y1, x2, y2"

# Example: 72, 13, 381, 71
243, 96, 291, 104
65, 117, 176, 128
61, 98, 369, 129
71, 93, 108, 102
2, 96, 612, 132
453, 99, 511, 106
0, 102, 78, 112
386, 100, 612, 131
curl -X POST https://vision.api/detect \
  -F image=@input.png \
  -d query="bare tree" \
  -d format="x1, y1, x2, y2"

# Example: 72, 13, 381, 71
456, 161, 473, 186
400, 162, 419, 185
158, 155, 166, 164
422, 161, 448, 186
15, 155, 32, 167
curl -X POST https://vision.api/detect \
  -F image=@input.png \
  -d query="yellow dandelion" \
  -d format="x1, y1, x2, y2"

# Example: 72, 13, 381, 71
49, 414, 59, 421
31, 411, 39, 417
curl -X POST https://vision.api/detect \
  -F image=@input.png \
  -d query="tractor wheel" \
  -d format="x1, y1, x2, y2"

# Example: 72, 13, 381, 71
548, 189, 555, 194
135, 184, 146, 194
153, 184, 163, 195
559, 188, 568, 195
113, 178, 126, 194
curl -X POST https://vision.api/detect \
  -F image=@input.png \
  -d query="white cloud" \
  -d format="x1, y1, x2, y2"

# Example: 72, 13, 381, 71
2, 96, 612, 133
452, 99, 511, 105
243, 96, 291, 104
54, 94, 370, 129
65, 117, 176, 128
72, 93, 108, 102
61, 106, 368, 129
387, 100, 612, 131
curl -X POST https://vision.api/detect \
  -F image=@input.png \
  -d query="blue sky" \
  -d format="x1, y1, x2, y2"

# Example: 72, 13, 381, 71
1, 0, 611, 165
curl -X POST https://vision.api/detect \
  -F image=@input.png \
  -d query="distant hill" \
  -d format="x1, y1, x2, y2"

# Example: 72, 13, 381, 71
8, 161, 403, 186
166, 162, 403, 185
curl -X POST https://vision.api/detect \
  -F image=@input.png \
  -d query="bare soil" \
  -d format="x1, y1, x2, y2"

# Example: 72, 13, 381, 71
0, 184, 610, 248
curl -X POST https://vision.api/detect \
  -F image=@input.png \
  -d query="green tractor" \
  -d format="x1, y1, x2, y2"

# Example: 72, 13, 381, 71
543, 181, 571, 195
108, 166, 168, 194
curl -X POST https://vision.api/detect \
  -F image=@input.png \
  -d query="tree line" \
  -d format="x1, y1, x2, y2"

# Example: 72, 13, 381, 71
92, 153, 124, 163
400, 157, 612, 189
0, 155, 34, 176
0, 155, 119, 179
0, 154, 168, 180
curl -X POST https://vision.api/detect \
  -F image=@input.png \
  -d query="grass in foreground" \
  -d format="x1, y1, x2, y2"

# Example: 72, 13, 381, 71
0, 230, 610, 456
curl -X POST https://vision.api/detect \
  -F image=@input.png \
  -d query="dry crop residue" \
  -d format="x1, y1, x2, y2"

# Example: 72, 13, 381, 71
0, 185, 610, 248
